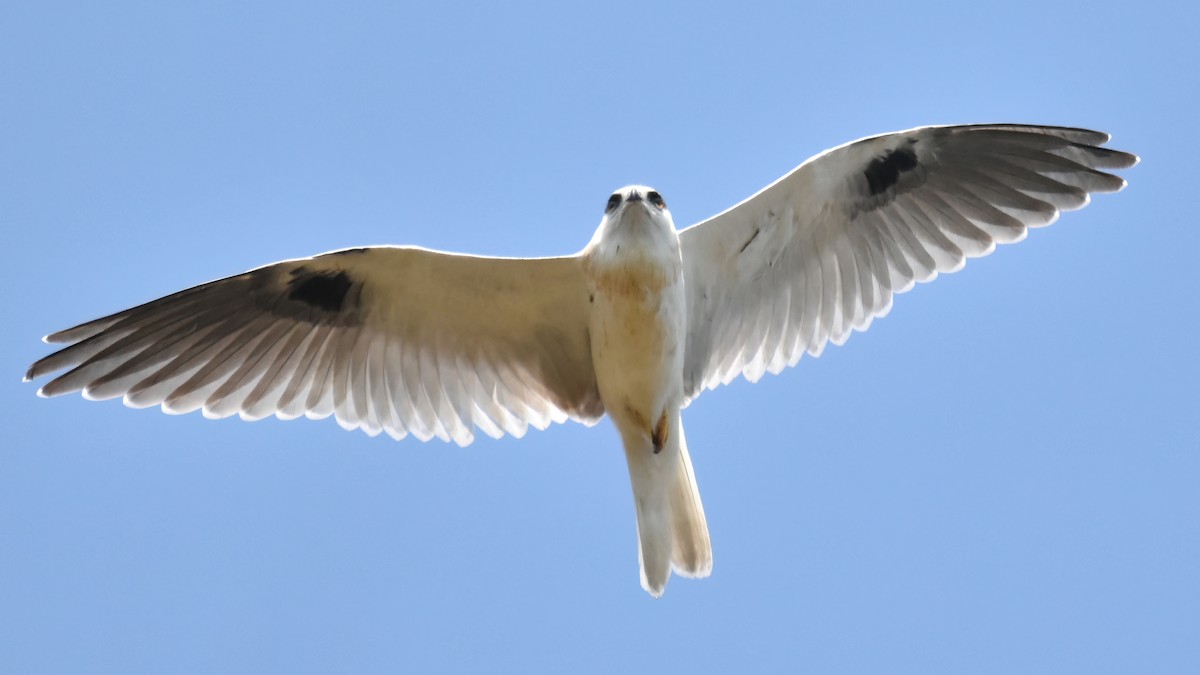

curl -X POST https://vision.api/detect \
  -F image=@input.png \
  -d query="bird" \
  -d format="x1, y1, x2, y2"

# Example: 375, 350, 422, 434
25, 124, 1137, 597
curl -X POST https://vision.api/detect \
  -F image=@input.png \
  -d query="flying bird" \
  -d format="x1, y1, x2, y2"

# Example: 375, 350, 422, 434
25, 124, 1137, 597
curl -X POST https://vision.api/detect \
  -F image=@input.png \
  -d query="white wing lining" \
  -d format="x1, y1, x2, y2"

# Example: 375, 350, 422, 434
680, 124, 1138, 401
26, 247, 604, 446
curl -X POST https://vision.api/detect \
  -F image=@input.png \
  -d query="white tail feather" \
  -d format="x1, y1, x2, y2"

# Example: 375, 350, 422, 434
623, 415, 712, 597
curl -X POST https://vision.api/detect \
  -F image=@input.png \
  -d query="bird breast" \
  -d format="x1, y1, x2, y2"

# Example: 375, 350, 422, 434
583, 241, 686, 441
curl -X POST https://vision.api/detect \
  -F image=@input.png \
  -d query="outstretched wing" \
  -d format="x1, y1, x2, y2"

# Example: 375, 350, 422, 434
26, 246, 603, 446
679, 124, 1138, 400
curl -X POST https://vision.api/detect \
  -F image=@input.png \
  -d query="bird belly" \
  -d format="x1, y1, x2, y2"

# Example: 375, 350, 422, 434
587, 261, 686, 444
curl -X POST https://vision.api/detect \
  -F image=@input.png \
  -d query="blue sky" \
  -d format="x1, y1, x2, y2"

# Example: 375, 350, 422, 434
3, 1, 1196, 672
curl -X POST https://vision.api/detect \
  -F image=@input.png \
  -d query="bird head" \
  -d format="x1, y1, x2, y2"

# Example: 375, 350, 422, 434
601, 185, 676, 233
583, 185, 681, 259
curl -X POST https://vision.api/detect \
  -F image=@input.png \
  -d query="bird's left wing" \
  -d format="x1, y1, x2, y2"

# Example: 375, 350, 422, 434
26, 246, 604, 446
679, 124, 1137, 401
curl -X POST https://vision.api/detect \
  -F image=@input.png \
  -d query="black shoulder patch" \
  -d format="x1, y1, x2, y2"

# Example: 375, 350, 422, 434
863, 146, 919, 196
288, 268, 354, 313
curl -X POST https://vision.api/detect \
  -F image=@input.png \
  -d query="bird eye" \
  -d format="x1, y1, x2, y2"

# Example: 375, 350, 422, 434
605, 193, 622, 213
647, 191, 666, 209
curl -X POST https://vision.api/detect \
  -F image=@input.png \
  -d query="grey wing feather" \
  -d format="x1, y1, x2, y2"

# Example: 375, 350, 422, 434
27, 247, 604, 446
680, 124, 1137, 400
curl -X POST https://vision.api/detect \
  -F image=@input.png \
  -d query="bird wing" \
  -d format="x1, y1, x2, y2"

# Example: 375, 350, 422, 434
678, 124, 1137, 401
26, 246, 604, 446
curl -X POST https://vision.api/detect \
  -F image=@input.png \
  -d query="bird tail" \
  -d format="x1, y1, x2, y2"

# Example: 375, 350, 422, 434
623, 415, 712, 597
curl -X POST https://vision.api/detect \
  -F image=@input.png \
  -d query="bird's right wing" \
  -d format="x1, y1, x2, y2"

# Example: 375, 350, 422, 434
678, 124, 1137, 400
26, 246, 604, 446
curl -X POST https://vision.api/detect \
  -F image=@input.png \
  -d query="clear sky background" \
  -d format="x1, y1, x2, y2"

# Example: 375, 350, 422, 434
3, 1, 1196, 673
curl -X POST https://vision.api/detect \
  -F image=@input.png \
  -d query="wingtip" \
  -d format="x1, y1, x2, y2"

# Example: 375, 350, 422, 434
24, 360, 52, 383
42, 330, 73, 344
1107, 149, 1140, 172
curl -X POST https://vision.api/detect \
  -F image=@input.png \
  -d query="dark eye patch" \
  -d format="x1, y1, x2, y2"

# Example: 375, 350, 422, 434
605, 193, 622, 213
647, 191, 666, 209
